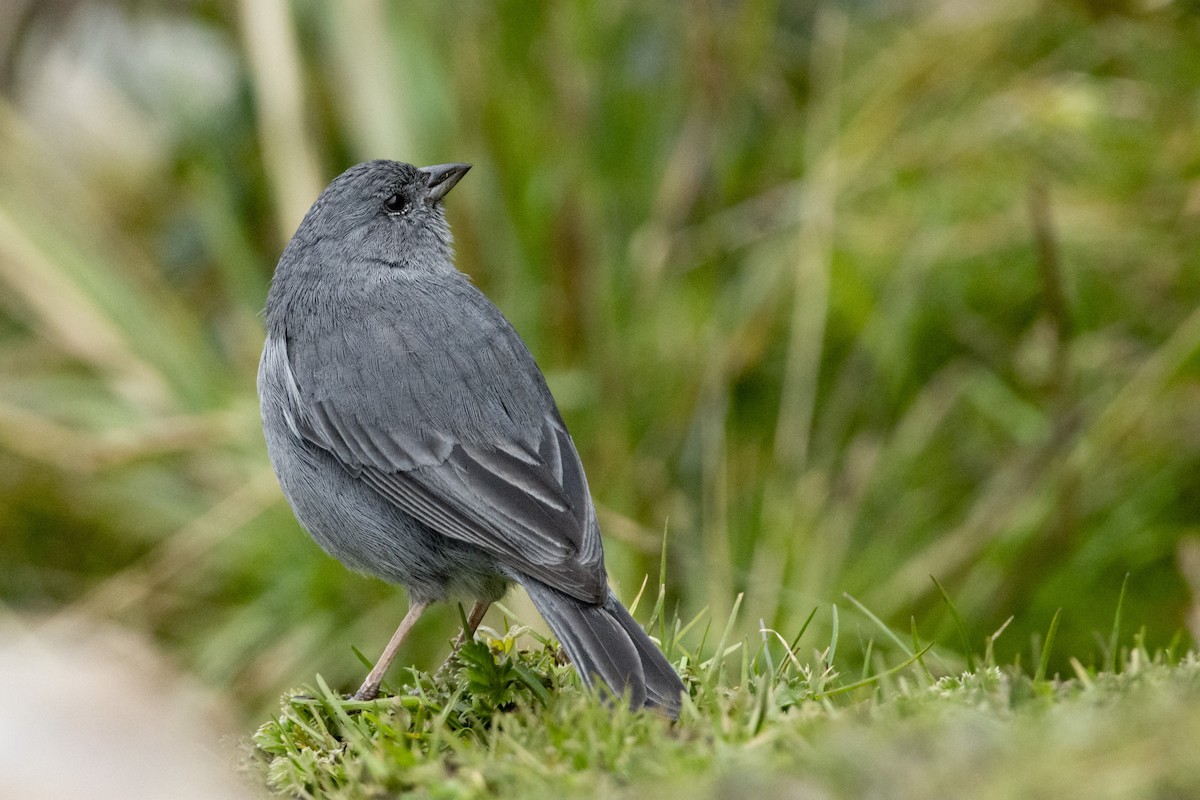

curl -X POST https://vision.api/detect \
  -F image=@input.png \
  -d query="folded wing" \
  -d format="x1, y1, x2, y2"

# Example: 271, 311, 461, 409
277, 274, 608, 603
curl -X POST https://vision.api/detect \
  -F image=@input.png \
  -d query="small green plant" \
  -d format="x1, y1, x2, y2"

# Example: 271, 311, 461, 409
452, 624, 555, 723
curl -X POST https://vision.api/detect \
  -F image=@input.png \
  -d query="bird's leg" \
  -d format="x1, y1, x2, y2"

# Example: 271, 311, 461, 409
435, 600, 491, 678
459, 600, 491, 645
353, 600, 429, 701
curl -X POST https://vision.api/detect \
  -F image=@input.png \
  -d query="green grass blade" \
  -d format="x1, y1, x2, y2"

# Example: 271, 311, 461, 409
844, 592, 911, 656
932, 575, 975, 672
1035, 609, 1062, 683
1108, 573, 1130, 674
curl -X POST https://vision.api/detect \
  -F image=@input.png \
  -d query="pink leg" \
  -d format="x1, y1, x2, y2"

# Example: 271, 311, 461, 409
353, 600, 429, 700
435, 601, 491, 676
459, 600, 491, 644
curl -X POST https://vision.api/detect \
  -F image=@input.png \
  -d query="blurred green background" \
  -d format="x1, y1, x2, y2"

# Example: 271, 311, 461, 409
1, 0, 1198, 719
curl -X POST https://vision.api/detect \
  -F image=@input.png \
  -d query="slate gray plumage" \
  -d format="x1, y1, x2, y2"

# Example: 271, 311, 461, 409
258, 160, 684, 715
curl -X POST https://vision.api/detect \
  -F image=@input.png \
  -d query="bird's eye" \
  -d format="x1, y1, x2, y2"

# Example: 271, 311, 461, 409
382, 193, 409, 215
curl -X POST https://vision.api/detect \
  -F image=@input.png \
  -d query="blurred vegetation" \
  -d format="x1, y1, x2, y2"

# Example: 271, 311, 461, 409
1, 0, 1199, 718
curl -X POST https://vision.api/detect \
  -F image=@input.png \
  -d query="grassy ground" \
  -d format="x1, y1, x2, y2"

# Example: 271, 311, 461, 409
251, 599, 1200, 799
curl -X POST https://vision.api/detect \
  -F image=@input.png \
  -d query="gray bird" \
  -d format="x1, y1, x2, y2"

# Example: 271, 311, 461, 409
258, 160, 685, 715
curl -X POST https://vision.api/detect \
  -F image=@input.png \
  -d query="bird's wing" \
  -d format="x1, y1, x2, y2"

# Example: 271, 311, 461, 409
277, 274, 607, 603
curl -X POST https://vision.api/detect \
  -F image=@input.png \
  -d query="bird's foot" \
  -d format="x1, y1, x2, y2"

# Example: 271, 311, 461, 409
351, 683, 381, 701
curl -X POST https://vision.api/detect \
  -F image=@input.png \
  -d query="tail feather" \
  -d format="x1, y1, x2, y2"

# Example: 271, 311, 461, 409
603, 592, 684, 712
523, 577, 685, 717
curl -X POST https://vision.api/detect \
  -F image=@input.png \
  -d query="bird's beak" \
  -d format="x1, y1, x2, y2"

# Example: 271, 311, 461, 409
419, 163, 471, 203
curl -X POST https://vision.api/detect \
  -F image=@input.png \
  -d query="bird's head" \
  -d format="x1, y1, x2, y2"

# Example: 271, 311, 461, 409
291, 160, 471, 271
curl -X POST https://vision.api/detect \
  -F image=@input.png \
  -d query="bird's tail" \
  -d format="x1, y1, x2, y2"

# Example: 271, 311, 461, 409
522, 577, 685, 717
